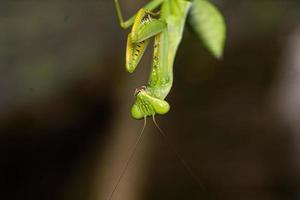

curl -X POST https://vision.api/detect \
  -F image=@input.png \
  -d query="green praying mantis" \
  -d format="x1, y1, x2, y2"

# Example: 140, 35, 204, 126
108, 0, 226, 199
115, 0, 226, 120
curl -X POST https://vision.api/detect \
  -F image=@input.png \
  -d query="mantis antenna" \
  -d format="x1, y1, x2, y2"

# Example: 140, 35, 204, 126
107, 117, 147, 200
152, 115, 206, 191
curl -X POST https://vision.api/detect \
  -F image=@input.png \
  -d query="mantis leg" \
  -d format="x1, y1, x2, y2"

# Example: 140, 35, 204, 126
131, 17, 167, 43
126, 33, 150, 73
126, 10, 167, 73
114, 0, 164, 29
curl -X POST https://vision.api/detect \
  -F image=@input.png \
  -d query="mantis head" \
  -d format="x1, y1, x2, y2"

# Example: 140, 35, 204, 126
131, 87, 170, 119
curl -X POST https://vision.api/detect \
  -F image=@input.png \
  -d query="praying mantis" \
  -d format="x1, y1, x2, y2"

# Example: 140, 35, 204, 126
108, 0, 226, 199
115, 0, 226, 120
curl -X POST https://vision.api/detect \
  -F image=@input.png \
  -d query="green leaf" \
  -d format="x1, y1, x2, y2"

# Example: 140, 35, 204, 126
189, 0, 226, 59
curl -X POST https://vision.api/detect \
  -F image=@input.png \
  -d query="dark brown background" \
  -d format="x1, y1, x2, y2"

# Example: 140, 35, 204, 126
1, 0, 300, 199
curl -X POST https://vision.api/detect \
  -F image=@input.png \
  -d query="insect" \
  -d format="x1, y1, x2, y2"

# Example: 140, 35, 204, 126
108, 0, 226, 199
115, 0, 226, 120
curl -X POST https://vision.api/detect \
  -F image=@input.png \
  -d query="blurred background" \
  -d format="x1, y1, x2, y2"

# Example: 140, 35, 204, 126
1, 0, 300, 199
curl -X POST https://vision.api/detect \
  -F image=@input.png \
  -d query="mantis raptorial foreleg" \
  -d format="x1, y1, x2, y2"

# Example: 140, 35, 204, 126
126, 8, 167, 73
131, 17, 166, 43
126, 33, 149, 73
114, 0, 164, 29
